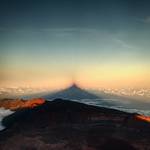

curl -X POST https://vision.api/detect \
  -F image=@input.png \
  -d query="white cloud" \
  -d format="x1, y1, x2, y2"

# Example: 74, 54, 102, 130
114, 39, 134, 49
39, 27, 102, 37
138, 16, 150, 23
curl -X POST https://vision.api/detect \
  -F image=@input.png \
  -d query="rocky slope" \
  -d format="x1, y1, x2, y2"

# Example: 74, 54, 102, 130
0, 99, 150, 150
0, 98, 45, 110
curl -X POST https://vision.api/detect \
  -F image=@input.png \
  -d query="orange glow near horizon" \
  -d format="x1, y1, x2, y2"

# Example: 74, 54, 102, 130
77, 64, 150, 89
0, 63, 150, 90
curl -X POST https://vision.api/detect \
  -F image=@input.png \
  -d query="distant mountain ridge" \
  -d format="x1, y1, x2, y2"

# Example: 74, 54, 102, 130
43, 83, 100, 100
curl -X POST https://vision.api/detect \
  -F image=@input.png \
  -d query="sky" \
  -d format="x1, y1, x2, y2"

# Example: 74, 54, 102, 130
0, 0, 150, 89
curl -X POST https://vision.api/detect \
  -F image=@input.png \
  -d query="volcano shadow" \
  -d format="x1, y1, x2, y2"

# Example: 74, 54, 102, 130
43, 84, 100, 100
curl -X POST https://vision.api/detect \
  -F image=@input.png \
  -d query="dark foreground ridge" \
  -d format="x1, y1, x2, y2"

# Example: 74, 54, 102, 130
0, 99, 150, 150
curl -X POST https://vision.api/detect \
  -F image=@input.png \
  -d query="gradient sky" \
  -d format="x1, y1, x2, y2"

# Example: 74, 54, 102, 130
0, 0, 150, 89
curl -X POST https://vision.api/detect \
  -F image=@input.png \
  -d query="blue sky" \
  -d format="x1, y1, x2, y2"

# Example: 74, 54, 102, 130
0, 0, 150, 88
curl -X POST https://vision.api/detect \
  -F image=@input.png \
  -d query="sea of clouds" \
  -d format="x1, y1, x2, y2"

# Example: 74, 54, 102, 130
0, 108, 14, 130
75, 98, 150, 116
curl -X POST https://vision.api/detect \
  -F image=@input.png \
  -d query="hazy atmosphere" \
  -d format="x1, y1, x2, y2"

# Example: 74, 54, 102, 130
1, 1, 150, 150
0, 0, 150, 89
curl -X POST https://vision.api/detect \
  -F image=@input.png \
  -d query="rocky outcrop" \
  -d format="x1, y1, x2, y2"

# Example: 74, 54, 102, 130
0, 99, 150, 150
0, 98, 45, 110
135, 115, 150, 123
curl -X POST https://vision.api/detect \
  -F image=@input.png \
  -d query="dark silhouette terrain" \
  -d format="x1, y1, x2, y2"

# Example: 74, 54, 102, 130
0, 99, 150, 150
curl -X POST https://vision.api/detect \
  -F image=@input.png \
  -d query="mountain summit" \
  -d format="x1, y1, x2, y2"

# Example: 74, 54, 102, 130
67, 83, 80, 90
43, 83, 99, 100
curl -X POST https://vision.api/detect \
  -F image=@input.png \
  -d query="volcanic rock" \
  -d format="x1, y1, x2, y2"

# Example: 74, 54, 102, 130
0, 98, 45, 110
0, 99, 150, 150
